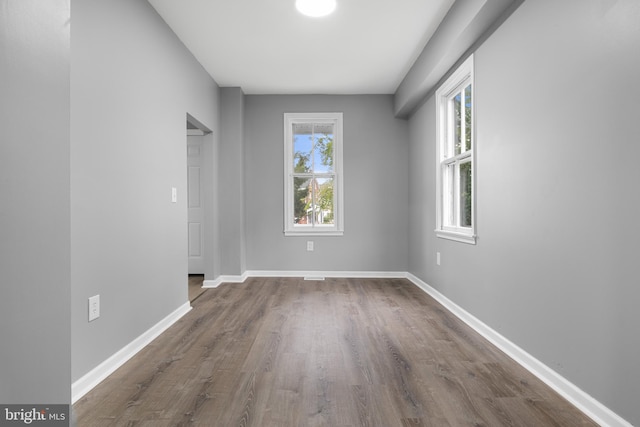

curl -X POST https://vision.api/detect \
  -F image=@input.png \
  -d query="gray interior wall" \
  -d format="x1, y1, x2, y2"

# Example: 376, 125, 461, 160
408, 0, 640, 424
203, 131, 220, 281
244, 95, 409, 272
70, 0, 220, 382
0, 0, 71, 404
219, 88, 246, 276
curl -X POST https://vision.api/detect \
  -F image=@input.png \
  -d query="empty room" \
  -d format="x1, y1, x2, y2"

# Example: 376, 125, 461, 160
1, 0, 639, 426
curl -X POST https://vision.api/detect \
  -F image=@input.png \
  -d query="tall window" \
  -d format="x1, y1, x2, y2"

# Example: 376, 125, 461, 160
284, 113, 343, 236
435, 55, 476, 244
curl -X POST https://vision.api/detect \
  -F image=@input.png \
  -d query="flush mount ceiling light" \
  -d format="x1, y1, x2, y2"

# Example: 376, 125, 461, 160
295, 0, 337, 17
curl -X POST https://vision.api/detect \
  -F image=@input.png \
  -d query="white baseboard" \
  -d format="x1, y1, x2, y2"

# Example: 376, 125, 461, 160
203, 273, 248, 288
71, 301, 192, 404
203, 270, 406, 288
247, 270, 407, 279
405, 273, 632, 427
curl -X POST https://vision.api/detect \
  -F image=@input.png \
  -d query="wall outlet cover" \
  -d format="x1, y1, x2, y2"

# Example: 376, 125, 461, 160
88, 295, 100, 322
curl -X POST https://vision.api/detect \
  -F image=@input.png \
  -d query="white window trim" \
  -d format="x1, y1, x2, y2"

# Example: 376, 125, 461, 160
435, 55, 476, 245
284, 112, 344, 236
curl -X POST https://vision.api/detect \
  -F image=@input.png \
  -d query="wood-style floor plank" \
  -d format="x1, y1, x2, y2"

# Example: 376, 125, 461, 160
74, 277, 598, 426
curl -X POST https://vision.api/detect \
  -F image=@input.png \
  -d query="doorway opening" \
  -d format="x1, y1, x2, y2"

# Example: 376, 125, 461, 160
186, 114, 212, 302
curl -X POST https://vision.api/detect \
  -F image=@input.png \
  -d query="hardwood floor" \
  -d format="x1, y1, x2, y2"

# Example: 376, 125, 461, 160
73, 277, 597, 426
188, 275, 206, 302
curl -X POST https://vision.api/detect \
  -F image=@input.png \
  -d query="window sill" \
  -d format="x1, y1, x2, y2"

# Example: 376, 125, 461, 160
435, 229, 476, 245
285, 230, 344, 237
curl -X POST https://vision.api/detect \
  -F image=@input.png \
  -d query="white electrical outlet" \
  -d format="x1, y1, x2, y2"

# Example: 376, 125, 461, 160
306, 241, 314, 251
436, 252, 441, 266
88, 295, 100, 322
171, 187, 177, 203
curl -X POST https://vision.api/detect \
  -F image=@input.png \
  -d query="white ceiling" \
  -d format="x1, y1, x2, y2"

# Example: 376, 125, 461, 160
147, 0, 455, 95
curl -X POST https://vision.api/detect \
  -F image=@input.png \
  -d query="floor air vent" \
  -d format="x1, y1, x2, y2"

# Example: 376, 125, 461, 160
304, 276, 325, 281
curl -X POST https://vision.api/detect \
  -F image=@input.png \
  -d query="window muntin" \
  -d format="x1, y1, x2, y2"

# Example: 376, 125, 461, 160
436, 56, 476, 244
285, 113, 343, 236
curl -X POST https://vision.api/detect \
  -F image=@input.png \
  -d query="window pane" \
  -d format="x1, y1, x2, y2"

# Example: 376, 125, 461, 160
443, 164, 455, 226
314, 123, 334, 135
464, 84, 472, 152
293, 123, 312, 173
460, 161, 472, 227
315, 177, 335, 225
453, 92, 462, 155
313, 126, 334, 173
293, 177, 311, 225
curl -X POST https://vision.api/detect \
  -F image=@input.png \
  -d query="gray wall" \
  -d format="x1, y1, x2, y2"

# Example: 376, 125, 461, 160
244, 95, 409, 272
0, 0, 71, 404
219, 88, 246, 276
202, 131, 220, 281
70, 0, 220, 381
408, 0, 640, 424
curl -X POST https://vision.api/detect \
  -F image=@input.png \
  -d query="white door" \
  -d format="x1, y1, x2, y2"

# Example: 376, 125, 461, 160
187, 135, 204, 274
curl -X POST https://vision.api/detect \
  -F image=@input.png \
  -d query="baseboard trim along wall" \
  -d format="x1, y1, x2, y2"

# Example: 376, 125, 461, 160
73, 271, 630, 426
71, 301, 192, 404
405, 273, 632, 427
203, 270, 407, 288
203, 273, 249, 288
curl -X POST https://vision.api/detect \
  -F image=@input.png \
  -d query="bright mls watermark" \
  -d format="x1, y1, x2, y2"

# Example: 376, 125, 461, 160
1, 405, 69, 426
